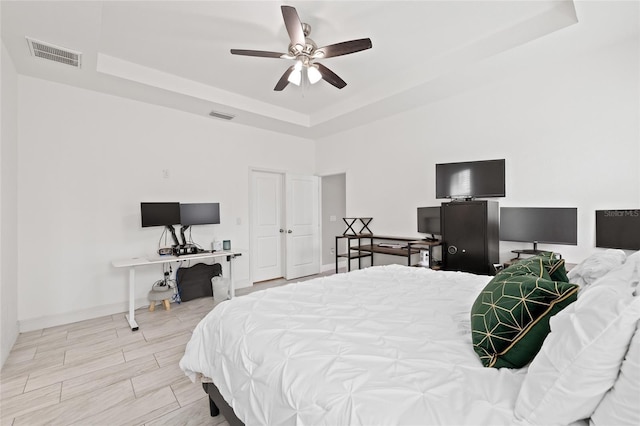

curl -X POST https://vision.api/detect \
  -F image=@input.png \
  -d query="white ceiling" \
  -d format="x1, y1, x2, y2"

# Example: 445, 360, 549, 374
1, 1, 629, 138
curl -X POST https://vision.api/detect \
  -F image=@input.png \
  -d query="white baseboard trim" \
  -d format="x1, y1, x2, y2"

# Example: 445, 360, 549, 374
233, 278, 251, 289
1, 325, 19, 370
18, 278, 253, 332
18, 298, 149, 333
322, 260, 346, 273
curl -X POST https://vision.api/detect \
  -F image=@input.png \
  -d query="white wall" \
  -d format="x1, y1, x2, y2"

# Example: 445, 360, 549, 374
1, 41, 20, 365
17, 76, 315, 331
316, 36, 639, 265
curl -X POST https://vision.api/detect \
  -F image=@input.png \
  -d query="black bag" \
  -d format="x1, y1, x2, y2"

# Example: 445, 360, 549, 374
176, 263, 222, 302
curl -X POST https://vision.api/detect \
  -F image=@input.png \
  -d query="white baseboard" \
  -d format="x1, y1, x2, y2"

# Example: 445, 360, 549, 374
322, 260, 346, 273
18, 278, 253, 333
18, 298, 149, 333
233, 278, 251, 289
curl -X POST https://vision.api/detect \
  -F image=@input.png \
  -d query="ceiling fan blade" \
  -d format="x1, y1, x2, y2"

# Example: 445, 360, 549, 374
316, 38, 373, 59
316, 63, 347, 89
230, 49, 288, 59
281, 6, 306, 49
274, 65, 295, 91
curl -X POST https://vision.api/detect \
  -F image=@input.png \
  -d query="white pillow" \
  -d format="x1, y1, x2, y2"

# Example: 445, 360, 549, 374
515, 285, 640, 425
590, 250, 640, 296
590, 323, 640, 426
568, 249, 627, 290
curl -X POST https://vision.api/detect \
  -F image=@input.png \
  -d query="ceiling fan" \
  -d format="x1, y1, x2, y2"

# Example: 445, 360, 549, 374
230, 5, 372, 91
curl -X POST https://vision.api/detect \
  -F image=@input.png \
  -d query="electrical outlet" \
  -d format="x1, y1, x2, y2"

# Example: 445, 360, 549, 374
162, 169, 170, 179
330, 248, 335, 254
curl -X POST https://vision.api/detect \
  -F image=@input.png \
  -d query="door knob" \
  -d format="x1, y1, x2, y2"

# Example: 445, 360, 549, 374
448, 246, 458, 255
287, 230, 293, 233
279, 229, 285, 233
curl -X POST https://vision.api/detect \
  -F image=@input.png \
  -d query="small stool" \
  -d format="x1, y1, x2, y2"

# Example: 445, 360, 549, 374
148, 287, 174, 311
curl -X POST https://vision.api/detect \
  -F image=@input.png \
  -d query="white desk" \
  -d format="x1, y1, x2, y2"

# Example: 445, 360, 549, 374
112, 250, 241, 331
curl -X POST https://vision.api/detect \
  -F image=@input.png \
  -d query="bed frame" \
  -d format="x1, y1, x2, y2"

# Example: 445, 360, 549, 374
202, 381, 245, 426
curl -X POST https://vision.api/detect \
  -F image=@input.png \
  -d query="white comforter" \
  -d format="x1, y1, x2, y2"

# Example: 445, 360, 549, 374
180, 264, 528, 425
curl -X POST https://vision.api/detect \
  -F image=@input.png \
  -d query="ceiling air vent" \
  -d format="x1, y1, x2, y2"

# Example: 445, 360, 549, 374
26, 37, 82, 68
209, 111, 235, 121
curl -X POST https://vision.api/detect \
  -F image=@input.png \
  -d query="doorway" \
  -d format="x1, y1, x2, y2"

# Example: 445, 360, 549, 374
320, 173, 346, 271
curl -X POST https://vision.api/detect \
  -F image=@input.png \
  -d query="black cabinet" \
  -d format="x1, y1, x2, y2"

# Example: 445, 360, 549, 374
441, 200, 499, 275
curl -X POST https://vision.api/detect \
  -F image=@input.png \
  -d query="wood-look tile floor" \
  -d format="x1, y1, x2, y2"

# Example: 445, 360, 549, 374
0, 271, 335, 426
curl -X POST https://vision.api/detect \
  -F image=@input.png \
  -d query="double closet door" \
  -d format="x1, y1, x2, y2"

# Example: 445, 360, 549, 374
252, 171, 320, 282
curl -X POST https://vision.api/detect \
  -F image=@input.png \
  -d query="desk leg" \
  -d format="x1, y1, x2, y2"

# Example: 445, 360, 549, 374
126, 267, 139, 331
428, 247, 433, 269
228, 255, 235, 299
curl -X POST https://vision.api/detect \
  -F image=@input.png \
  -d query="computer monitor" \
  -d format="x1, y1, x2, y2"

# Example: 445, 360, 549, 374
500, 207, 578, 252
596, 209, 640, 250
140, 202, 181, 228
417, 207, 441, 240
180, 203, 220, 226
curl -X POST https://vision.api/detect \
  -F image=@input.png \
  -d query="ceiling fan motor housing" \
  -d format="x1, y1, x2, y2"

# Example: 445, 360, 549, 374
289, 24, 319, 60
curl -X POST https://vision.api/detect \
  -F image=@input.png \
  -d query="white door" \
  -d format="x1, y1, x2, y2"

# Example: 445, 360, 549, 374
285, 174, 321, 280
252, 171, 284, 282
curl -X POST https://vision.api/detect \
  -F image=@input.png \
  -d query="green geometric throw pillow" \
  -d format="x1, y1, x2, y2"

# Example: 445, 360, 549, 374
503, 251, 569, 283
471, 255, 578, 368
534, 251, 570, 283
547, 257, 569, 283
502, 254, 554, 280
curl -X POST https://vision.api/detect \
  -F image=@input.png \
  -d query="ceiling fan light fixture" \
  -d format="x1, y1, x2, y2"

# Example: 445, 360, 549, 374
288, 71, 301, 86
288, 60, 303, 85
307, 65, 322, 84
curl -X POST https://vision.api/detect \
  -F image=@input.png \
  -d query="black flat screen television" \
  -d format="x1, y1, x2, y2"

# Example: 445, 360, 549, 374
180, 203, 220, 226
596, 209, 640, 250
436, 159, 505, 199
417, 207, 441, 239
500, 207, 578, 251
140, 202, 181, 228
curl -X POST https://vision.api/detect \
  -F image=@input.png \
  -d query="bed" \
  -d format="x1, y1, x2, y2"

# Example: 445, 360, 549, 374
180, 251, 640, 426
